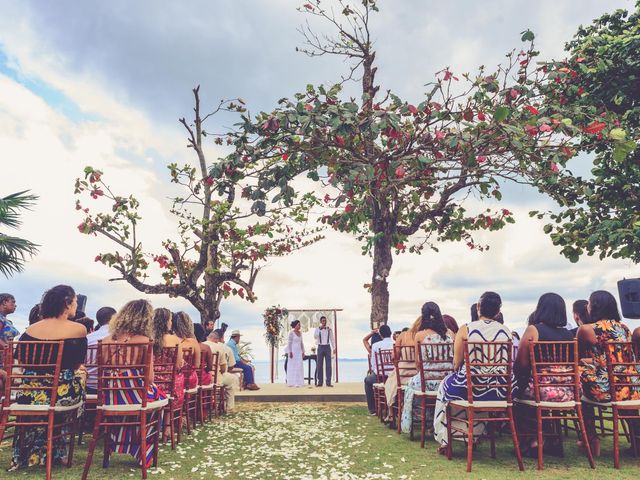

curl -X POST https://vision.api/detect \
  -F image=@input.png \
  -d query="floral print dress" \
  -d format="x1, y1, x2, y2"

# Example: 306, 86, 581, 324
581, 319, 640, 402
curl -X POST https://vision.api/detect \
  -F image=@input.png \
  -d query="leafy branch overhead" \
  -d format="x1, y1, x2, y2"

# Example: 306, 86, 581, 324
75, 87, 323, 323
0, 190, 39, 277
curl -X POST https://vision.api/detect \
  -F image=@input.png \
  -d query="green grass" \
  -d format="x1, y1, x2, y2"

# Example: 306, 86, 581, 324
1, 404, 640, 479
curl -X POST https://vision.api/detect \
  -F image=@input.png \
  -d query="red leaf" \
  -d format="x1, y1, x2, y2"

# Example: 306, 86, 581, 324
408, 104, 418, 114
304, 3, 314, 10
477, 111, 486, 121
525, 125, 538, 136
550, 162, 559, 173
94, 255, 102, 262
510, 89, 519, 99
335, 135, 345, 147
538, 124, 553, 133
282, 153, 289, 161
525, 105, 539, 115
583, 121, 606, 134
304, 103, 313, 111
345, 204, 354, 213
395, 165, 405, 178
577, 86, 585, 96
463, 109, 474, 121
477, 155, 487, 163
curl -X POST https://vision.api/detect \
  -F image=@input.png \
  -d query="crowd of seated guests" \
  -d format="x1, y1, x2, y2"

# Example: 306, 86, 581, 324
364, 288, 640, 459
0, 286, 248, 476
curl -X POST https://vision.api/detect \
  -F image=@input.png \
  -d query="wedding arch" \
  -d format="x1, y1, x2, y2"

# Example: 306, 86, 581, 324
266, 308, 343, 383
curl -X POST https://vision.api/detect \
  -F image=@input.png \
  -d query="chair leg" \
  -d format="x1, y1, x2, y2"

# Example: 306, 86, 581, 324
68, 413, 78, 467
508, 406, 524, 472
466, 408, 474, 473
576, 405, 595, 469
613, 407, 620, 469
169, 405, 176, 450
536, 407, 544, 470
446, 404, 453, 460
81, 411, 103, 480
141, 412, 148, 480
397, 394, 403, 434
420, 398, 426, 449
488, 417, 496, 459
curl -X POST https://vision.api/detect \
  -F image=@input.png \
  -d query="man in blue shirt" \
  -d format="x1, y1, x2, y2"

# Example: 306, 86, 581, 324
227, 330, 260, 390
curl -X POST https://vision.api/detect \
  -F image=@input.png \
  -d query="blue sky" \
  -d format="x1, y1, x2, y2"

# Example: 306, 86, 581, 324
1, 0, 638, 363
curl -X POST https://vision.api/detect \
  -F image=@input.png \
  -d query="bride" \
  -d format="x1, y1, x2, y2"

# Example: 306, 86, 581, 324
286, 320, 305, 387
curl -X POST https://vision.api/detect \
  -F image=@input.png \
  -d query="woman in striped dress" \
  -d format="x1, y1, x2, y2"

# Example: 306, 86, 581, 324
433, 292, 516, 451
101, 300, 166, 469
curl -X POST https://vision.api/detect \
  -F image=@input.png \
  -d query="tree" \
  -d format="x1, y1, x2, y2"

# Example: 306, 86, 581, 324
229, 1, 622, 328
535, 2, 640, 262
0, 190, 39, 277
75, 87, 322, 324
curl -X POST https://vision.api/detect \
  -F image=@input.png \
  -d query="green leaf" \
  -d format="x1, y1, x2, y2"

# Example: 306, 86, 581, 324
493, 106, 510, 123
521, 29, 535, 42
609, 128, 626, 141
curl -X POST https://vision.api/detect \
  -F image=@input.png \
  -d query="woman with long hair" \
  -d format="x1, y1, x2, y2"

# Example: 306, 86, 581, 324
400, 301, 454, 433
194, 323, 213, 385
101, 299, 166, 469
172, 312, 201, 390
151, 308, 184, 407
286, 320, 305, 387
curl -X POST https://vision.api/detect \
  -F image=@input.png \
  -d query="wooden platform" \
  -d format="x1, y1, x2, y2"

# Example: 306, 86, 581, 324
236, 382, 365, 403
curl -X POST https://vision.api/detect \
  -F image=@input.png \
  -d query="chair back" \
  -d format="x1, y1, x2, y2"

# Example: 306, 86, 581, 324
197, 351, 219, 386
462, 340, 514, 404
529, 340, 578, 403
182, 347, 195, 377
605, 341, 640, 402
394, 345, 417, 388
416, 341, 454, 393
374, 348, 394, 382
2, 340, 64, 409
96, 341, 152, 408
154, 346, 179, 397
84, 344, 99, 390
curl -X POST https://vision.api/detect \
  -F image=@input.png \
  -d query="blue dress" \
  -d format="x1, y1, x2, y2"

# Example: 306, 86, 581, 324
433, 320, 515, 445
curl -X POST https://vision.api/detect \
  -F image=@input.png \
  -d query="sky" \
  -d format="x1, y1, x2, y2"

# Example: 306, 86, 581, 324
1, 0, 638, 365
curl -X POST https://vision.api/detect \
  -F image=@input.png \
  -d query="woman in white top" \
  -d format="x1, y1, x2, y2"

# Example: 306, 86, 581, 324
286, 320, 305, 387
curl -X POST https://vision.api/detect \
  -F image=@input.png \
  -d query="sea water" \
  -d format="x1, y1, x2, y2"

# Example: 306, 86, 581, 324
253, 358, 369, 384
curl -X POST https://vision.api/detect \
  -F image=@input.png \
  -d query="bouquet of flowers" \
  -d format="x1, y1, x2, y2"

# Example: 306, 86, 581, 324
264, 305, 288, 349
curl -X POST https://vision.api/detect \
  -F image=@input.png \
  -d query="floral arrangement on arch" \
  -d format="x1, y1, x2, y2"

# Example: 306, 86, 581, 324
264, 305, 288, 349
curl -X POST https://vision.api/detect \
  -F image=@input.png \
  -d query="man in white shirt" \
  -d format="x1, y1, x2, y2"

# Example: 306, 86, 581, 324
364, 324, 394, 415
85, 306, 116, 394
204, 328, 240, 411
314, 316, 335, 387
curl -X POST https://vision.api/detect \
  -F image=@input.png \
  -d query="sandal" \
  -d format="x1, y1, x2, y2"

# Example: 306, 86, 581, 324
437, 445, 448, 456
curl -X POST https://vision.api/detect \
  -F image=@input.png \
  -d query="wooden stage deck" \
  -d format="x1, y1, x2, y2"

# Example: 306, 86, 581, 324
236, 382, 365, 403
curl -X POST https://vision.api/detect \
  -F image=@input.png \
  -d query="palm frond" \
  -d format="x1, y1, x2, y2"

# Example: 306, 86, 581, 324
0, 190, 38, 229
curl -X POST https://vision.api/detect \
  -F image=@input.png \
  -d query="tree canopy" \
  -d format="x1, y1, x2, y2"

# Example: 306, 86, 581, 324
0, 191, 38, 277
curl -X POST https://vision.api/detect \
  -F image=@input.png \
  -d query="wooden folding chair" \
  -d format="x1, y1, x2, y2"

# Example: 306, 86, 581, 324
78, 344, 98, 445
514, 340, 595, 470
414, 341, 454, 447
373, 349, 394, 421
197, 351, 218, 422
181, 347, 199, 434
0, 340, 82, 480
393, 345, 417, 433
582, 340, 640, 469
446, 340, 524, 472
153, 346, 182, 449
81, 341, 167, 480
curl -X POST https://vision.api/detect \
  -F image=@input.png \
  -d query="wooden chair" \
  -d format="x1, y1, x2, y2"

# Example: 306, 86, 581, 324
414, 341, 454, 448
373, 349, 394, 421
153, 346, 182, 449
78, 344, 98, 445
446, 340, 524, 472
197, 351, 219, 422
0, 340, 82, 480
81, 341, 167, 480
582, 340, 640, 469
393, 344, 417, 433
514, 340, 595, 470
181, 347, 199, 434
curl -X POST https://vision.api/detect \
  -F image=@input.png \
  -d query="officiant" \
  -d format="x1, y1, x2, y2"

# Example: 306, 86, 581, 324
313, 316, 335, 387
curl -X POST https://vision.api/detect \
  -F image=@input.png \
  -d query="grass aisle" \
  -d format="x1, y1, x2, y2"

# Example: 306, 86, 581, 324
1, 404, 640, 478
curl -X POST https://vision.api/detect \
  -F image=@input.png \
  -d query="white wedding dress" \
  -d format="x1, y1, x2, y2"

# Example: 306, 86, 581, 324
286, 331, 305, 387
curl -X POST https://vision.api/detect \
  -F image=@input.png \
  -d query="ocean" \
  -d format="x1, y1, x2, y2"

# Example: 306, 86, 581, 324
252, 358, 369, 384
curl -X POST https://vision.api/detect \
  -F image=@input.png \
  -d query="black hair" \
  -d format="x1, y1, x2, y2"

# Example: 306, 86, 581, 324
533, 293, 567, 327
470, 303, 479, 322
28, 304, 41, 325
40, 285, 76, 318
419, 301, 447, 340
379, 324, 392, 338
71, 310, 86, 321
0, 293, 15, 304
442, 314, 459, 334
77, 317, 94, 333
220, 322, 228, 334
527, 311, 537, 326
320, 316, 327, 321
478, 291, 501, 319
96, 306, 117, 326
588, 290, 621, 323
291, 320, 300, 329
572, 300, 589, 325
401, 327, 409, 332
512, 331, 521, 341
194, 323, 207, 343
494, 312, 504, 324
212, 328, 225, 339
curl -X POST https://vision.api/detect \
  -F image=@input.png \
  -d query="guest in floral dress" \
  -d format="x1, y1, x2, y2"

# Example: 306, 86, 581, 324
101, 300, 166, 468
400, 302, 454, 434
151, 308, 185, 407
577, 290, 640, 455
433, 292, 516, 451
172, 312, 201, 390
9, 285, 87, 471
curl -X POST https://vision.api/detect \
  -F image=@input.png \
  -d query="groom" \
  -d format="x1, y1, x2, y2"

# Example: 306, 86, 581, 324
314, 316, 335, 387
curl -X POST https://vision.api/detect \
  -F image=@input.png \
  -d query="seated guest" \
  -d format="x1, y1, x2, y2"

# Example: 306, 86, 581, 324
227, 329, 260, 390
28, 304, 42, 325
85, 306, 117, 394
578, 290, 640, 456
400, 302, 454, 433
433, 291, 514, 453
0, 293, 19, 349
76, 316, 95, 334
10, 285, 87, 471
514, 293, 575, 454
442, 314, 459, 336
364, 325, 394, 415
101, 299, 166, 469
194, 323, 213, 385
151, 307, 184, 407
204, 328, 240, 411
570, 299, 589, 335
470, 302, 479, 322
172, 311, 201, 390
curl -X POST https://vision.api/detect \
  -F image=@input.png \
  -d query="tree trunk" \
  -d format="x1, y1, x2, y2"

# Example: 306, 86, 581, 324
369, 232, 393, 329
